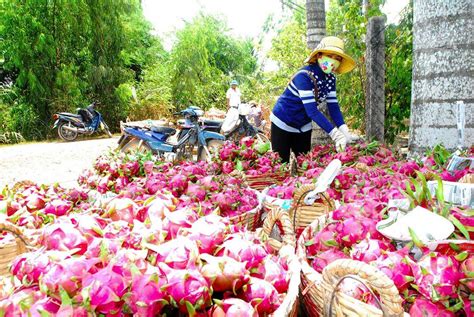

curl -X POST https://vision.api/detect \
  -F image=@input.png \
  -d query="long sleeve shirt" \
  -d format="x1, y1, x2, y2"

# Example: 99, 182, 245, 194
271, 63, 345, 134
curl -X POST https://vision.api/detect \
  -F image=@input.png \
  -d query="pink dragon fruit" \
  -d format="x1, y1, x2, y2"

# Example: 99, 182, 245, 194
159, 263, 212, 315
217, 233, 269, 269
149, 237, 199, 269
238, 277, 280, 314
41, 221, 88, 255
81, 266, 129, 315
211, 298, 258, 317
41, 256, 97, 297
254, 255, 289, 293
168, 173, 189, 196
311, 248, 349, 273
43, 198, 73, 217
25, 193, 45, 211
460, 254, 474, 292
105, 197, 138, 224
451, 207, 474, 239
125, 272, 168, 316
200, 254, 250, 292
370, 248, 414, 292
350, 238, 395, 263
162, 207, 198, 239
187, 214, 230, 254
411, 252, 463, 301
409, 297, 455, 317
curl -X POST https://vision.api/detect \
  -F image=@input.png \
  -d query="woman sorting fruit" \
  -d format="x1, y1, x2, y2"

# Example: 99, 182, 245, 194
270, 36, 359, 162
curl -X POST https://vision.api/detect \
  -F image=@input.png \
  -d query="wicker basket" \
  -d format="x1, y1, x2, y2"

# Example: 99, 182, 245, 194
227, 189, 263, 231
296, 215, 407, 317
258, 207, 300, 317
0, 222, 30, 276
230, 169, 289, 191
459, 173, 474, 184
296, 213, 332, 316
290, 184, 335, 237
321, 259, 407, 317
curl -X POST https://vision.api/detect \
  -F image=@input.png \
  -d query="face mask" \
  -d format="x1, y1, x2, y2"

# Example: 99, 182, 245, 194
317, 56, 341, 74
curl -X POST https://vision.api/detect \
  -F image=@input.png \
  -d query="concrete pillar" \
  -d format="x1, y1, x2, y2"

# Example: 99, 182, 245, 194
365, 16, 386, 142
408, 0, 474, 153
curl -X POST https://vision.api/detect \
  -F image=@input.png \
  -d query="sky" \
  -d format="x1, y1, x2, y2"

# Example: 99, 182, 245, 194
142, 0, 410, 50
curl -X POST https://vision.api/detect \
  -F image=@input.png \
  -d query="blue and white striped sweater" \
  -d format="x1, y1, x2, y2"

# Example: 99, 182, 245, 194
271, 63, 345, 133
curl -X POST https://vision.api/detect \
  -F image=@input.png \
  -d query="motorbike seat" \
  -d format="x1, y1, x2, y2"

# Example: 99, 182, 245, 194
58, 112, 83, 119
202, 119, 223, 127
151, 126, 176, 136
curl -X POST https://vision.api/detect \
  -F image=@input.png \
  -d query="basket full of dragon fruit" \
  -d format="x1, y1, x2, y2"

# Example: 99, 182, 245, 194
296, 200, 473, 317
0, 205, 300, 316
215, 138, 289, 190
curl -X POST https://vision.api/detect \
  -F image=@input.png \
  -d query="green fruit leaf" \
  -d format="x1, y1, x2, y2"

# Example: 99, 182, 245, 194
449, 216, 470, 240
454, 251, 468, 262
408, 227, 424, 248
235, 160, 243, 171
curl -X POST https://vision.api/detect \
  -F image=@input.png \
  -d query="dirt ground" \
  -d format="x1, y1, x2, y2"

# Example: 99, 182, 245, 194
0, 136, 119, 189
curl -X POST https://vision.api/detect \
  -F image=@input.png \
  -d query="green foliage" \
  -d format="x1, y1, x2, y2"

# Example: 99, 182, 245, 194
384, 1, 413, 143
326, 0, 384, 130
169, 14, 257, 110
0, 0, 161, 139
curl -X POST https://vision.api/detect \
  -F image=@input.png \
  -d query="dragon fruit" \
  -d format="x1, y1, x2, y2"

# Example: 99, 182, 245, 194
200, 254, 250, 292
41, 221, 88, 255
159, 263, 212, 315
148, 237, 199, 269
451, 207, 474, 239
311, 248, 349, 273
81, 266, 129, 315
105, 197, 138, 224
409, 297, 455, 317
350, 238, 395, 263
370, 248, 414, 292
162, 207, 198, 239
187, 214, 230, 254
125, 272, 168, 316
41, 256, 97, 297
211, 298, 258, 317
238, 277, 280, 314
460, 254, 474, 292
411, 252, 463, 301
254, 255, 290, 293
217, 233, 269, 269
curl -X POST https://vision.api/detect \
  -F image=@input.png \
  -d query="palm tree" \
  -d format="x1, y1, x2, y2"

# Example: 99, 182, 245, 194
306, 0, 330, 145
408, 0, 473, 153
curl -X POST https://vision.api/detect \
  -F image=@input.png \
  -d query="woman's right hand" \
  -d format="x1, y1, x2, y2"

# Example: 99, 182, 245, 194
329, 128, 347, 152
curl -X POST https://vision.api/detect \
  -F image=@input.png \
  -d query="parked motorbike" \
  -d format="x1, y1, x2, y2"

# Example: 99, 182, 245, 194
117, 106, 225, 161
52, 102, 112, 141
220, 103, 269, 144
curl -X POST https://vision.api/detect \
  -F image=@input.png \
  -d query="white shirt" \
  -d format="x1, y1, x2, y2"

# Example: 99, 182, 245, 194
226, 87, 241, 108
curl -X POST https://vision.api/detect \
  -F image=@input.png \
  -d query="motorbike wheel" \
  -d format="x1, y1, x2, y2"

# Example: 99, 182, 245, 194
58, 121, 78, 141
102, 122, 113, 138
198, 139, 223, 161
120, 138, 152, 154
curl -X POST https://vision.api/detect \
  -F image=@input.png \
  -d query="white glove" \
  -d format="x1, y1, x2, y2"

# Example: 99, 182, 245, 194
339, 124, 360, 143
329, 128, 347, 152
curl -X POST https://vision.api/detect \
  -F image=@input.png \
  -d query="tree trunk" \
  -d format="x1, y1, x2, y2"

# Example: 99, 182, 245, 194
408, 0, 473, 153
306, 0, 330, 146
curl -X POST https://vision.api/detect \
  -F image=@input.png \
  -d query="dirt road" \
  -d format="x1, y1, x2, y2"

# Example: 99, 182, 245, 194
0, 137, 119, 188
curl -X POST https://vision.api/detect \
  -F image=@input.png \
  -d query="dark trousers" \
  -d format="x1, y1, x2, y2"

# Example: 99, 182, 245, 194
271, 122, 312, 163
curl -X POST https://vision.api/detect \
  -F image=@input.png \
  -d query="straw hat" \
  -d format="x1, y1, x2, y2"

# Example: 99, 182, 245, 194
305, 36, 356, 74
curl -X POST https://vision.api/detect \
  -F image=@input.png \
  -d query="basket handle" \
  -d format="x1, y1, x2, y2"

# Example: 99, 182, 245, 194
261, 207, 296, 249
0, 222, 29, 254
291, 184, 334, 229
322, 259, 404, 317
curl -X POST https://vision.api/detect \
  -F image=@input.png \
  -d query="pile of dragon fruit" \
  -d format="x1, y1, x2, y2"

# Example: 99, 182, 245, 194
0, 139, 473, 316
215, 138, 286, 176
1, 181, 291, 316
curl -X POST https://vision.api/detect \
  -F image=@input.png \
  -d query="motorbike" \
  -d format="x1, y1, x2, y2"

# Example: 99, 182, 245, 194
117, 106, 225, 161
220, 103, 269, 144
52, 102, 113, 141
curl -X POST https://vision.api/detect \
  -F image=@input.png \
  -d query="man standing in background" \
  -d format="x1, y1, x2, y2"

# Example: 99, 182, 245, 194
226, 80, 241, 109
